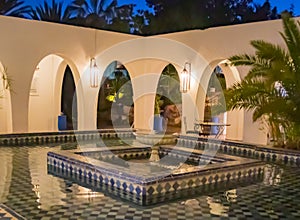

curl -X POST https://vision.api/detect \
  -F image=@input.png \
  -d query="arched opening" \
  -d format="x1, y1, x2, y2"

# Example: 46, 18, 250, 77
196, 60, 243, 140
97, 61, 134, 129
203, 66, 227, 135
61, 66, 78, 130
155, 64, 182, 133
29, 55, 80, 132
0, 62, 12, 133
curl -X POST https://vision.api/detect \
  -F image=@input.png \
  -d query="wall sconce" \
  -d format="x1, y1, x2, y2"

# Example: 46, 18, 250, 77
89, 29, 100, 88
90, 58, 100, 88
180, 62, 191, 93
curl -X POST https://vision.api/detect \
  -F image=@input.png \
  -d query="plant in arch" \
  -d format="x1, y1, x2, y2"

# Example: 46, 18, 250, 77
0, 65, 12, 101
225, 13, 300, 148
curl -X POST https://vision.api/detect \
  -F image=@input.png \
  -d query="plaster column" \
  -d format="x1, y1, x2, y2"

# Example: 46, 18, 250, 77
76, 71, 99, 131
9, 66, 32, 133
126, 60, 167, 131
134, 94, 156, 131
226, 110, 244, 141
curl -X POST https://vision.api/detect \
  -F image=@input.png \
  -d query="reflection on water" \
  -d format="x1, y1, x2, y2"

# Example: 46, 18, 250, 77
180, 189, 238, 217
207, 196, 229, 217
0, 144, 299, 219
0, 148, 13, 202
225, 189, 237, 203
263, 164, 284, 186
29, 147, 67, 210
28, 147, 107, 210
74, 185, 105, 202
207, 189, 237, 217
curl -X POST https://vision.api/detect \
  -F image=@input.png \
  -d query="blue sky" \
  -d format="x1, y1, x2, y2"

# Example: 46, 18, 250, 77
23, 0, 300, 16
256, 0, 299, 15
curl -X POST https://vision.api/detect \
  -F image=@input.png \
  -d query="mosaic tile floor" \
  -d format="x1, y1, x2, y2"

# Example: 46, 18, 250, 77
1, 144, 300, 219
0, 204, 25, 219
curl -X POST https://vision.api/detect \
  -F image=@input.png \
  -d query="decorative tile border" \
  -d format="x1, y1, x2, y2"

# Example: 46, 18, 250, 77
47, 147, 265, 206
0, 129, 134, 146
177, 135, 300, 166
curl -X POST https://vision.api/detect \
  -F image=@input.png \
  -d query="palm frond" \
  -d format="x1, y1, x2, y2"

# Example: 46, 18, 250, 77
281, 14, 300, 55
245, 65, 270, 80
0, 66, 12, 91
0, 0, 30, 17
280, 14, 300, 72
251, 40, 288, 61
252, 98, 289, 122
228, 54, 258, 66
225, 79, 270, 111
29, 0, 70, 22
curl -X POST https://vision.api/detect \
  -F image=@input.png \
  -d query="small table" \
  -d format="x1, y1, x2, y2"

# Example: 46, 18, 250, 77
194, 122, 230, 138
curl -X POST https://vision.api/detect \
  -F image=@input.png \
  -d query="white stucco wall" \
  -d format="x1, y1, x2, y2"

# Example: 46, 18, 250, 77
0, 62, 12, 133
28, 55, 63, 132
0, 15, 297, 145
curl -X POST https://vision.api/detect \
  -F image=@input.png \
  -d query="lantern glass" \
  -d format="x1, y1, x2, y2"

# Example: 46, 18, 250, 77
180, 62, 191, 93
90, 58, 99, 88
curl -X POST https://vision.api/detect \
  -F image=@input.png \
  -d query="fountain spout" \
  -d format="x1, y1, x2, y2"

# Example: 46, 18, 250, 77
133, 131, 176, 162
149, 145, 160, 162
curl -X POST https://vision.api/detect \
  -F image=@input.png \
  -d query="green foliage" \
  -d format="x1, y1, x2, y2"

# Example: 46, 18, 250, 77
1, 0, 286, 35
0, 66, 11, 108
205, 68, 227, 117
226, 14, 300, 148
0, 0, 30, 18
29, 0, 71, 22
105, 67, 133, 106
1, 66, 12, 90
154, 94, 163, 115
143, 0, 280, 35
155, 64, 181, 115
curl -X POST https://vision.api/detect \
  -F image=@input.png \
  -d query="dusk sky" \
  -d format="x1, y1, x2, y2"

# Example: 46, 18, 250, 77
23, 0, 300, 16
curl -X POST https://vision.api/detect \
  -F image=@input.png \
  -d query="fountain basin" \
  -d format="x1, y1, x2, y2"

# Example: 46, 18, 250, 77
134, 131, 177, 145
47, 145, 265, 206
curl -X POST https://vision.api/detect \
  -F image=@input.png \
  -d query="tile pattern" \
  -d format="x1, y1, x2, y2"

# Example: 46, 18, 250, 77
1, 129, 299, 168
1, 146, 300, 219
47, 146, 265, 206
0, 129, 134, 146
1, 133, 300, 219
178, 135, 300, 166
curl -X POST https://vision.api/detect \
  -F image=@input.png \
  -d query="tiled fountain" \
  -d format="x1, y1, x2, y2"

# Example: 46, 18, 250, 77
47, 132, 265, 205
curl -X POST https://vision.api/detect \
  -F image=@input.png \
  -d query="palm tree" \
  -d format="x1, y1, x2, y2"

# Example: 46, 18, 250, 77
29, 0, 71, 23
0, 0, 30, 18
226, 13, 300, 147
67, 0, 118, 29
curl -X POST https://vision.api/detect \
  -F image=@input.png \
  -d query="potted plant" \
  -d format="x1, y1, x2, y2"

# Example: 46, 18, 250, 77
153, 94, 164, 132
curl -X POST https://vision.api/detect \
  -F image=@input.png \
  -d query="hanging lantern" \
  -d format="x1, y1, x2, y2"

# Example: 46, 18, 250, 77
180, 62, 191, 93
90, 58, 99, 88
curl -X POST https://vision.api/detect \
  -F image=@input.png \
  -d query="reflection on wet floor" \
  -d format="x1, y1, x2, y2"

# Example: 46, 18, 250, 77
0, 144, 300, 219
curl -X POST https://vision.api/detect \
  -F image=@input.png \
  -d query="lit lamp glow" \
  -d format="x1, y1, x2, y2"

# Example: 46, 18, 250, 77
180, 62, 191, 93
90, 58, 99, 88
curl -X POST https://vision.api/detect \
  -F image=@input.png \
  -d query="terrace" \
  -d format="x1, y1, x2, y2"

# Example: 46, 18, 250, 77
0, 15, 300, 219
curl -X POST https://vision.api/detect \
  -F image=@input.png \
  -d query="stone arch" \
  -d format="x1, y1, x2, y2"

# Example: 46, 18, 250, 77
28, 54, 81, 132
78, 38, 247, 137
0, 62, 12, 133
196, 59, 243, 140
91, 38, 209, 132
